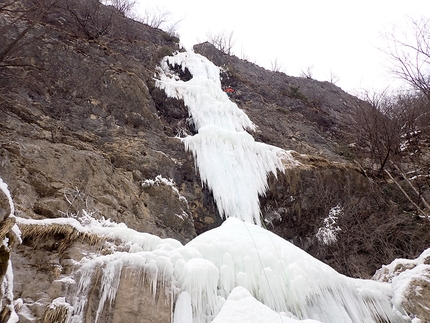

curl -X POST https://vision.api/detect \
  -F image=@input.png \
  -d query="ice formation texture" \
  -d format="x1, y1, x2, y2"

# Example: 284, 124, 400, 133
156, 51, 299, 225
60, 214, 409, 323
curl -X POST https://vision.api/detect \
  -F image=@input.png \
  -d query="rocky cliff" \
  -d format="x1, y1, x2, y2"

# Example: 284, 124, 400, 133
1, 0, 430, 322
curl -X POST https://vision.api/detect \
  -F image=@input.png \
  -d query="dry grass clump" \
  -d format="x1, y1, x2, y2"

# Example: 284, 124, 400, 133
43, 301, 71, 323
0, 217, 16, 242
18, 221, 102, 252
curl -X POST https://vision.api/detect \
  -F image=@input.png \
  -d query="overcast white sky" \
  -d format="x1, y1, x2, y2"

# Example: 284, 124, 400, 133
134, 0, 430, 94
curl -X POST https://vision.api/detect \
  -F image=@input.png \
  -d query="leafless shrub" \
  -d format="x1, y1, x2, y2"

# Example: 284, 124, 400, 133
0, 0, 58, 66
300, 65, 314, 79
270, 58, 283, 72
64, 0, 114, 39
138, 6, 182, 36
206, 30, 235, 55
101, 0, 135, 16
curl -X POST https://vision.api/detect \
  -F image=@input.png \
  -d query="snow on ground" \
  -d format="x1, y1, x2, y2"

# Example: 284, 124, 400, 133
315, 204, 342, 245
156, 51, 299, 225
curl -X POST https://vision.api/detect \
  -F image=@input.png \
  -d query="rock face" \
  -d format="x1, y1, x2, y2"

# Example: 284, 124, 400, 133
1, 0, 430, 321
14, 218, 173, 323
0, 0, 215, 244
373, 249, 430, 322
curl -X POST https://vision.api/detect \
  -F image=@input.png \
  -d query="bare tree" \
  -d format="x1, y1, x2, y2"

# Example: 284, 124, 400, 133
240, 44, 250, 61
383, 17, 430, 100
393, 91, 430, 212
270, 58, 283, 72
139, 6, 170, 28
328, 70, 340, 84
352, 86, 430, 215
64, 0, 114, 40
102, 0, 135, 16
352, 89, 401, 175
138, 6, 182, 36
300, 65, 314, 79
206, 30, 235, 55
0, 0, 59, 66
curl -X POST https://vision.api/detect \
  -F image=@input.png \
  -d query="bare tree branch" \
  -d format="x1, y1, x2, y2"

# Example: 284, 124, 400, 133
137, 6, 183, 36
206, 30, 235, 55
0, 0, 60, 65
383, 17, 430, 100
102, 0, 135, 16
300, 65, 314, 79
270, 58, 283, 72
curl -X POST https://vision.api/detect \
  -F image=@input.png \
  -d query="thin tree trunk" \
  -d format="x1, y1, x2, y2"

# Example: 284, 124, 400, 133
394, 164, 430, 212
384, 169, 428, 217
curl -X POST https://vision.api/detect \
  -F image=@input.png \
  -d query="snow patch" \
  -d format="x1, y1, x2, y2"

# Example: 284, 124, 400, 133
0, 178, 21, 244
316, 204, 342, 245
373, 247, 430, 318
212, 287, 322, 323
142, 175, 189, 206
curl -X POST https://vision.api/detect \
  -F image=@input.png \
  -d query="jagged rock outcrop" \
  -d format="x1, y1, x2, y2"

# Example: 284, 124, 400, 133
14, 217, 172, 323
373, 249, 430, 322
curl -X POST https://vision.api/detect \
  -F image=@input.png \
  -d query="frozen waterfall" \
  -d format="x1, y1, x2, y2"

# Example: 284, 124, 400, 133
156, 51, 298, 225
53, 50, 411, 323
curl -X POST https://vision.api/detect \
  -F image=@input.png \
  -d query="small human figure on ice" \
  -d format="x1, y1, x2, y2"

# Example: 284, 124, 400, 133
224, 87, 234, 96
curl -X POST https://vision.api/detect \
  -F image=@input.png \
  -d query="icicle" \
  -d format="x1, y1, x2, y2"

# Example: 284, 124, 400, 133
173, 291, 193, 323
174, 258, 220, 322
94, 258, 124, 323
68, 260, 99, 323
4, 260, 19, 323
183, 125, 286, 225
